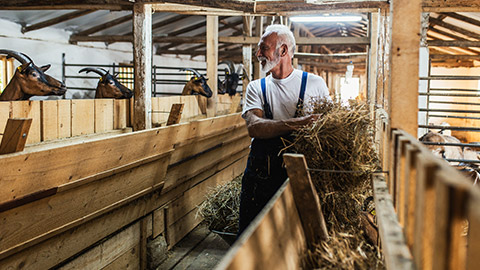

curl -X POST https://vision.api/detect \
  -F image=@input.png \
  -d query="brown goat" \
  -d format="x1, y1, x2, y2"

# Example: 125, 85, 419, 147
79, 68, 133, 99
180, 68, 212, 98
0, 50, 66, 101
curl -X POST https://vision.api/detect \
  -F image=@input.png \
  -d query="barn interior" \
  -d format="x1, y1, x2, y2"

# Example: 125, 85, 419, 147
1, 1, 480, 269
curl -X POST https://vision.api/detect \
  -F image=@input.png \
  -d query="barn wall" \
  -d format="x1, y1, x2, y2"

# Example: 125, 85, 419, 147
0, 18, 206, 99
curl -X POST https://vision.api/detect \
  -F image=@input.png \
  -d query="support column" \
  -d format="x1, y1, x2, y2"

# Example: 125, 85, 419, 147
242, 16, 253, 98
367, 11, 379, 113
133, 3, 152, 131
253, 16, 264, 80
206, 15, 218, 118
389, 0, 421, 137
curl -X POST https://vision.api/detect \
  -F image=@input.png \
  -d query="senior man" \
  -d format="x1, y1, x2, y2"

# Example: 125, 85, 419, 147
238, 24, 331, 235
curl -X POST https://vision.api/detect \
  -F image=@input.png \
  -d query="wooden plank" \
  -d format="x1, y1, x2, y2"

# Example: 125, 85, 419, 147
167, 103, 184, 126
57, 99, 72, 138
94, 99, 114, 133
71, 99, 94, 136
22, 10, 95, 33
242, 16, 253, 100
206, 15, 218, 118
11, 100, 40, 144
151, 97, 160, 126
180, 96, 202, 120
216, 181, 306, 270
59, 221, 141, 270
166, 207, 203, 249
0, 151, 247, 270
395, 137, 408, 224
0, 156, 170, 259
283, 154, 328, 246
133, 3, 152, 131
114, 99, 129, 129
372, 174, 414, 270
0, 118, 32, 154
0, 113, 244, 206
41, 100, 59, 141
102, 243, 140, 270
229, 95, 242, 114
404, 144, 420, 249
368, 12, 378, 108
467, 192, 480, 270
153, 207, 166, 238
0, 101, 10, 142
140, 217, 148, 270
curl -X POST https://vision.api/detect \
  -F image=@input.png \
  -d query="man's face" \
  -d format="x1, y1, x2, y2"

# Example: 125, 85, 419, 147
256, 33, 281, 73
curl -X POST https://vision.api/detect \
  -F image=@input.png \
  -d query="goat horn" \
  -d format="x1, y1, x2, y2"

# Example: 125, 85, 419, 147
219, 60, 235, 74
0, 49, 31, 65
180, 68, 203, 78
79, 67, 107, 76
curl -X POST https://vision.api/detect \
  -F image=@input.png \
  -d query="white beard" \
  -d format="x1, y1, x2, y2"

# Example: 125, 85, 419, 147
258, 51, 281, 73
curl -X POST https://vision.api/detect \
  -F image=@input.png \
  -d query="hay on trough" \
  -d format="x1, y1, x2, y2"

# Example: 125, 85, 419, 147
197, 174, 242, 234
287, 98, 383, 269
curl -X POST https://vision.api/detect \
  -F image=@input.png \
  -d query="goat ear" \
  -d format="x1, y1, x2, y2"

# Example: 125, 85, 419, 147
40, 64, 51, 72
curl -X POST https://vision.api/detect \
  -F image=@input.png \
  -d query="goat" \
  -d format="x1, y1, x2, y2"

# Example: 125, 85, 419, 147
180, 68, 213, 98
0, 50, 67, 101
79, 67, 133, 99
419, 131, 480, 185
218, 60, 243, 96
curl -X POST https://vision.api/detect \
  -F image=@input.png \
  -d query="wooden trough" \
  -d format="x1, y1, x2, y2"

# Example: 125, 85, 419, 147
0, 112, 248, 269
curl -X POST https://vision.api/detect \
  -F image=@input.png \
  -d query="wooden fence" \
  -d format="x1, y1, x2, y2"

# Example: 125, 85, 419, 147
0, 95, 238, 145
0, 113, 249, 269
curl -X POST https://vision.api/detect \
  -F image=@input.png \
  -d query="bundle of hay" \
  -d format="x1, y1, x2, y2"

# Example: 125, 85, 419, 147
197, 174, 242, 234
288, 98, 383, 269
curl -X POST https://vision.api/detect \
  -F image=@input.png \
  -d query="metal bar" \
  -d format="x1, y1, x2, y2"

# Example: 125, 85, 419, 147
419, 108, 480, 113
418, 124, 480, 132
430, 88, 480, 92
420, 76, 480, 80
419, 93, 480, 97
428, 114, 480, 120
429, 100, 480, 106
445, 159, 480, 164
422, 142, 480, 149
67, 87, 96, 91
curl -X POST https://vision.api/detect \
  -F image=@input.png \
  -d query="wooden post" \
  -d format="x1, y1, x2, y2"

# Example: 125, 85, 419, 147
206, 15, 218, 118
166, 103, 184, 126
283, 153, 328, 248
242, 16, 253, 100
133, 3, 152, 131
253, 16, 264, 80
367, 12, 378, 114
388, 0, 421, 137
293, 25, 299, 69
0, 118, 32, 154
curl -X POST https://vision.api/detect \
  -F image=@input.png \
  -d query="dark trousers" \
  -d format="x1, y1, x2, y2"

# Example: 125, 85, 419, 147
238, 137, 289, 236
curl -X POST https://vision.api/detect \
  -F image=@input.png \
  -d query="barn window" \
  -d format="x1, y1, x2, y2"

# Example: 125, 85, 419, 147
117, 64, 134, 90
0, 56, 15, 93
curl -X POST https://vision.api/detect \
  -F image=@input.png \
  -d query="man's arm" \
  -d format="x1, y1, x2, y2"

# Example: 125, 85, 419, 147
243, 109, 318, 139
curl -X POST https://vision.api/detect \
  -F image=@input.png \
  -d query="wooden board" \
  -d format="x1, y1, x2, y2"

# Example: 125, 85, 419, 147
10, 100, 40, 144
216, 181, 306, 270
41, 100, 59, 141
71, 99, 94, 136
94, 99, 114, 133
167, 103, 184, 126
0, 118, 32, 154
102, 243, 140, 270
0, 101, 10, 142
113, 99, 129, 129
57, 99, 72, 139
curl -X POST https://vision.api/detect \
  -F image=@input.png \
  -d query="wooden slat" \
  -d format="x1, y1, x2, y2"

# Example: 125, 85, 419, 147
206, 15, 218, 118
71, 99, 94, 136
166, 103, 184, 126
216, 180, 306, 270
0, 118, 32, 154
283, 154, 328, 246
0, 101, 10, 142
11, 100, 40, 144
57, 99, 72, 138
41, 100, 59, 141
152, 207, 166, 238
404, 144, 420, 249
22, 10, 95, 33
372, 174, 414, 269
113, 99, 129, 129
102, 243, 140, 270
467, 192, 480, 270
151, 97, 160, 126
395, 137, 408, 225
94, 99, 114, 133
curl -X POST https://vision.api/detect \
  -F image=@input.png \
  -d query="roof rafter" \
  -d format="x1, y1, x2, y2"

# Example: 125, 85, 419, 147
22, 9, 95, 33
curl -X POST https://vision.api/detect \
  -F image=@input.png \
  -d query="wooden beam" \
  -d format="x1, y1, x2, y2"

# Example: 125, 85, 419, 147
423, 0, 480, 12
428, 40, 480, 47
166, 103, 184, 126
22, 10, 95, 33
70, 13, 132, 42
150, 1, 251, 14
444, 12, 480, 28
368, 12, 379, 107
429, 17, 480, 40
242, 16, 253, 99
283, 154, 329, 247
206, 16, 218, 118
430, 54, 480, 60
0, 1, 132, 10
0, 118, 32, 155
389, 0, 421, 137
133, 3, 152, 131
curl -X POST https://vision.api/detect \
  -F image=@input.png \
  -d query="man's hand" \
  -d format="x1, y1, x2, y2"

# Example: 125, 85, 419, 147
243, 109, 319, 139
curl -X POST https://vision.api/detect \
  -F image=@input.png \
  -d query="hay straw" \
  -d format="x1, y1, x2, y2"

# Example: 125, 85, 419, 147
287, 98, 383, 269
197, 174, 242, 234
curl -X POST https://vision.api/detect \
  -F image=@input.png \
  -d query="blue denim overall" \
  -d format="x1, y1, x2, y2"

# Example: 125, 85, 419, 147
238, 71, 308, 235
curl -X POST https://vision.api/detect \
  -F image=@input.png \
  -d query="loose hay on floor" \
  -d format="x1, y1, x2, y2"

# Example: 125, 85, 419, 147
197, 174, 242, 234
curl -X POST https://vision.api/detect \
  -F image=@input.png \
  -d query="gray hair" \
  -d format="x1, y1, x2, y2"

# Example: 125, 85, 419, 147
263, 24, 296, 56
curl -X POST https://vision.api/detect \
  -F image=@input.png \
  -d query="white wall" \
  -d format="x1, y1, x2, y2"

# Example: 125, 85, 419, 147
0, 18, 206, 99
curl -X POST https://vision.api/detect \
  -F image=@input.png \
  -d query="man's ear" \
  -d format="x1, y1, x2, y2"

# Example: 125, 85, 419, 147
281, 45, 287, 56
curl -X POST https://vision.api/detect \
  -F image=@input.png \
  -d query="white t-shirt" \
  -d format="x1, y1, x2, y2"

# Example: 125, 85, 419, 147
242, 69, 330, 120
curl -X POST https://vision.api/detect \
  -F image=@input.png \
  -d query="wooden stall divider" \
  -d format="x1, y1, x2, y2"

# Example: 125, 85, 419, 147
283, 153, 329, 246
167, 103, 184, 126
404, 144, 420, 249
0, 118, 32, 154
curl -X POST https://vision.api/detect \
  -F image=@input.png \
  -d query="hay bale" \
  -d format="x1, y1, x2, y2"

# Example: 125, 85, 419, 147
288, 98, 383, 269
197, 175, 242, 234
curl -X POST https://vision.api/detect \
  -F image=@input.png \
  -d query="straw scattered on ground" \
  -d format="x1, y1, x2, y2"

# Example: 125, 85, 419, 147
197, 174, 242, 234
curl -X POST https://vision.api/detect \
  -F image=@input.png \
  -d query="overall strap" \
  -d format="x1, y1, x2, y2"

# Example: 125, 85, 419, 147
294, 71, 308, 117
261, 77, 273, 119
